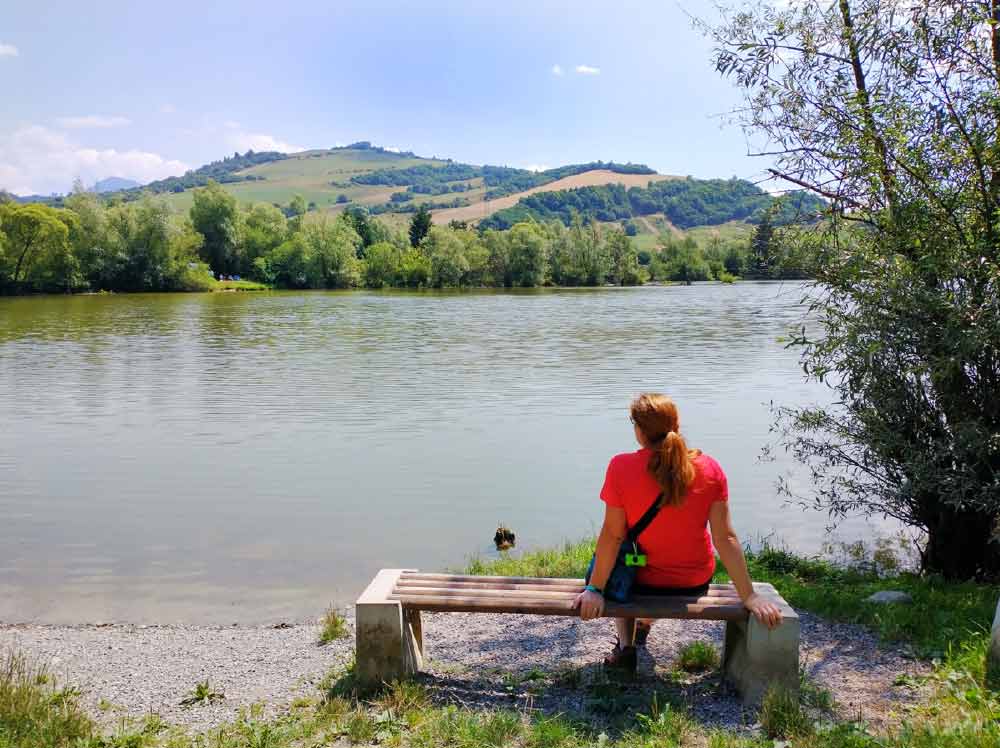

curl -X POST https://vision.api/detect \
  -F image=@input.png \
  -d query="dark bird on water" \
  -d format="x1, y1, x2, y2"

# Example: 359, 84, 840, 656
494, 524, 516, 551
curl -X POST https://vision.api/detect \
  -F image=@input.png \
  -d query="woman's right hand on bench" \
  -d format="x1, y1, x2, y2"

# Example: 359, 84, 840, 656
573, 589, 605, 620
743, 592, 783, 629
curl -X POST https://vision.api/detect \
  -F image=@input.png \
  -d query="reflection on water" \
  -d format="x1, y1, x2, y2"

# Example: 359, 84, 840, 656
0, 284, 862, 623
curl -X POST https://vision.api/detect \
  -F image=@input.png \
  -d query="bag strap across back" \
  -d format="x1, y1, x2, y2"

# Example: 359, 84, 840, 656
626, 492, 664, 543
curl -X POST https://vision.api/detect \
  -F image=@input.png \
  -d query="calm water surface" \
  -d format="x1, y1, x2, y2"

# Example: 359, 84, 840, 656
0, 284, 871, 623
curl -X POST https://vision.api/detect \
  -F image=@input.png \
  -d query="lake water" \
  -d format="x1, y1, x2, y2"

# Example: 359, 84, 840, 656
0, 284, 870, 623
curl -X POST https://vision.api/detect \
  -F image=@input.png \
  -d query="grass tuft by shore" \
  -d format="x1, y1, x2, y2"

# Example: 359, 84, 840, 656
319, 607, 350, 645
0, 649, 95, 748
213, 279, 272, 292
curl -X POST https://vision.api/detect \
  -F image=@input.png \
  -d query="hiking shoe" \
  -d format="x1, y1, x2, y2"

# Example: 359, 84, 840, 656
634, 620, 652, 647
603, 640, 637, 673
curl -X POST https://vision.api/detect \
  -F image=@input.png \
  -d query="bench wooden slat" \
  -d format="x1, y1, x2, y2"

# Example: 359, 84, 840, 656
400, 572, 584, 588
390, 586, 749, 606
398, 573, 777, 597
394, 579, 750, 600
392, 587, 580, 601
393, 595, 749, 621
393, 588, 745, 607
395, 579, 584, 593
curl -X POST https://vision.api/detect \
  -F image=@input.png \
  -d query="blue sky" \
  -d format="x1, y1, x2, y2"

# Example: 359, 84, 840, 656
0, 0, 765, 196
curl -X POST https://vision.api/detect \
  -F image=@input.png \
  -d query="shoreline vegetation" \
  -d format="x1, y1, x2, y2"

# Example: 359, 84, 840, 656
0, 163, 814, 298
3, 539, 997, 748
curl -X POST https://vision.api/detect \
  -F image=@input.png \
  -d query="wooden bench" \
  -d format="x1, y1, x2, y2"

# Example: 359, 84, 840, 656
355, 569, 799, 705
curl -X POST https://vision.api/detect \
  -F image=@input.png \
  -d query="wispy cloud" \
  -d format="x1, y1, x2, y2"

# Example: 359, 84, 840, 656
228, 131, 303, 154
0, 43, 18, 58
524, 164, 550, 173
551, 64, 564, 77
575, 65, 600, 75
0, 125, 188, 195
56, 115, 132, 129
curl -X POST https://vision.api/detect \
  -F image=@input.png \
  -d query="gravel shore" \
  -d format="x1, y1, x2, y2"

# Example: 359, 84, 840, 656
0, 609, 929, 736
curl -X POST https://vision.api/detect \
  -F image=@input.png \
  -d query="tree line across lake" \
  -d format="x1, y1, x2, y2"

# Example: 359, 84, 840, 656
0, 181, 808, 295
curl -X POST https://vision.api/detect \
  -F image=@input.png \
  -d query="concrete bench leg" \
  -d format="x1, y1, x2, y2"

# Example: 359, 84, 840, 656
356, 569, 423, 687
722, 593, 799, 705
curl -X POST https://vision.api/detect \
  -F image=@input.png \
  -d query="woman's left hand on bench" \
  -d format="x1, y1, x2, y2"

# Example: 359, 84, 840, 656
744, 592, 783, 629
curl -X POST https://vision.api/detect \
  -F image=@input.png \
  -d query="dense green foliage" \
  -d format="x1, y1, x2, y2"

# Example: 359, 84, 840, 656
350, 162, 481, 190
0, 197, 213, 294
368, 195, 471, 215
0, 177, 814, 294
713, 0, 1000, 578
351, 160, 656, 202
481, 177, 825, 230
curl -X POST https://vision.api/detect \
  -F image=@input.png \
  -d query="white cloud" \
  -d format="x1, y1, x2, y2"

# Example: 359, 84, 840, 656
524, 164, 550, 172
223, 120, 242, 130
56, 115, 132, 129
0, 125, 188, 195
159, 104, 176, 114
551, 64, 563, 76
0, 43, 18, 58
575, 64, 600, 75
227, 131, 303, 154
384, 146, 401, 153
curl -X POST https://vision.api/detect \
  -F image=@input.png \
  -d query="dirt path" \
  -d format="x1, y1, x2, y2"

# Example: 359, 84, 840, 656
432, 170, 675, 225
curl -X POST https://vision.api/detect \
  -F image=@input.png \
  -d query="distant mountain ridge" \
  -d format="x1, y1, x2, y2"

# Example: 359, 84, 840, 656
93, 177, 140, 193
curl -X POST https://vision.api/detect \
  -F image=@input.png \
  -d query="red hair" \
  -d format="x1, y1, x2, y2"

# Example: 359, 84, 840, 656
630, 393, 698, 506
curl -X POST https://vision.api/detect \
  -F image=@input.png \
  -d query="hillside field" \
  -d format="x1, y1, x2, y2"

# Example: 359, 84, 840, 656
156, 148, 681, 228
162, 149, 448, 212
430, 170, 677, 225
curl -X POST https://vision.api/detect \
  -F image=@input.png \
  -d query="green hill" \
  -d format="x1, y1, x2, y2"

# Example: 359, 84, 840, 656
91, 143, 662, 223
89, 142, 822, 235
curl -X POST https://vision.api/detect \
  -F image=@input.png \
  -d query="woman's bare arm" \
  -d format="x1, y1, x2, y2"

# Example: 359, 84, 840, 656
573, 504, 627, 619
708, 501, 783, 628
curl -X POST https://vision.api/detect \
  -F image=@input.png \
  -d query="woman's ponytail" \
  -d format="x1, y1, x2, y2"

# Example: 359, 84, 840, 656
631, 394, 697, 506
653, 431, 695, 506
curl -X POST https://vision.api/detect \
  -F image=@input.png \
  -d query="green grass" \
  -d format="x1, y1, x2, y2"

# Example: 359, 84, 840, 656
675, 641, 720, 673
463, 538, 595, 579
760, 686, 814, 739
318, 607, 349, 645
213, 279, 271, 291
179, 679, 224, 707
0, 649, 96, 747
727, 543, 1000, 662
683, 220, 754, 246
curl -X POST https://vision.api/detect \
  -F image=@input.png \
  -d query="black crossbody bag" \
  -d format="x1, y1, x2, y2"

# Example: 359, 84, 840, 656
584, 492, 664, 603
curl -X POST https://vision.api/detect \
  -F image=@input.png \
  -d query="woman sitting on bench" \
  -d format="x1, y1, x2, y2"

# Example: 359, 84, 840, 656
574, 392, 782, 671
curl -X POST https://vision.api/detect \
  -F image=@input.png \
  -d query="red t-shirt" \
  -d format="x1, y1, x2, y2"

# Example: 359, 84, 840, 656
600, 449, 728, 588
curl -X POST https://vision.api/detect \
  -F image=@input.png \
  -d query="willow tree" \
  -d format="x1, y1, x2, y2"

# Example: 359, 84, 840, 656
710, 0, 1000, 579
